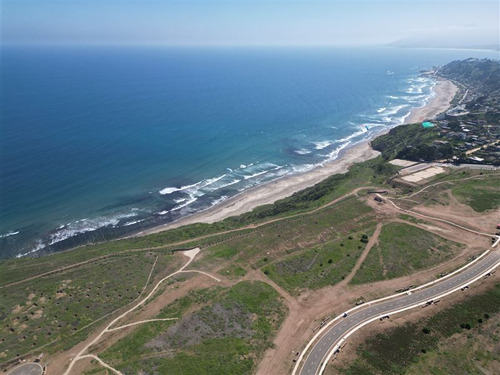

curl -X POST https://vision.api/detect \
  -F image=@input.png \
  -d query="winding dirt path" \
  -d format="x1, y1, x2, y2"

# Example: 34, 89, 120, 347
395, 172, 500, 200
180, 269, 222, 282
381, 194, 496, 240
62, 248, 201, 375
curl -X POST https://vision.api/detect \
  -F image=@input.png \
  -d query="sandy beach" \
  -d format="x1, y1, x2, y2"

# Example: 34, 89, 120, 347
405, 78, 458, 123
142, 77, 458, 235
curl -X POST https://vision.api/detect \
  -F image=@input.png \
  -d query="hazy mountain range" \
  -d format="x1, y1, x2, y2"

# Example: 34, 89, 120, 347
389, 29, 499, 51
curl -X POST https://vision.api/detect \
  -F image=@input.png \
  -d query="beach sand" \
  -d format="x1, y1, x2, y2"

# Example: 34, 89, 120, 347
405, 78, 458, 123
142, 78, 458, 235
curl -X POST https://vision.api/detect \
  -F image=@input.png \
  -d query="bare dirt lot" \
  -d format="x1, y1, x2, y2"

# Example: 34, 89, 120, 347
400, 166, 446, 183
388, 159, 417, 168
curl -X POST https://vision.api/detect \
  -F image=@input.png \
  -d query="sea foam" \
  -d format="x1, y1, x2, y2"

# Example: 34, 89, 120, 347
0, 231, 19, 239
313, 140, 333, 150
48, 211, 139, 246
15, 240, 46, 258
295, 148, 312, 155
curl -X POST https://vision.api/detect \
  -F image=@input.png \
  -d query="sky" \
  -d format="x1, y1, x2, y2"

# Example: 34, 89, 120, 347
1, 0, 499, 47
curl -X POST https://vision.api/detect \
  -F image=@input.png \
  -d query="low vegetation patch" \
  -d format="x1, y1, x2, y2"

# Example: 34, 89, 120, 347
406, 310, 500, 374
398, 214, 429, 225
199, 198, 374, 268
351, 222, 461, 284
451, 176, 500, 212
218, 265, 247, 279
0, 252, 174, 362
262, 229, 374, 294
337, 283, 500, 375
391, 170, 496, 211
100, 281, 286, 375
195, 198, 375, 271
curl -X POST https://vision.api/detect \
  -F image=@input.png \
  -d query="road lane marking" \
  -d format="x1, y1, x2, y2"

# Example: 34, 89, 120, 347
292, 250, 494, 375
315, 258, 500, 375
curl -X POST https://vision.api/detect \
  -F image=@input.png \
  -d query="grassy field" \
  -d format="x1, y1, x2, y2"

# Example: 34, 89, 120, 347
195, 198, 376, 273
262, 228, 375, 294
405, 312, 500, 375
335, 283, 500, 375
350, 222, 462, 284
99, 281, 286, 375
218, 264, 247, 279
392, 170, 499, 212
451, 176, 500, 212
349, 243, 385, 285
0, 252, 177, 363
398, 214, 429, 225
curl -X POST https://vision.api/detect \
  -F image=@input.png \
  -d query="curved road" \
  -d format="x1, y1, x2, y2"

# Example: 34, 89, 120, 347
299, 250, 500, 375
7, 363, 43, 375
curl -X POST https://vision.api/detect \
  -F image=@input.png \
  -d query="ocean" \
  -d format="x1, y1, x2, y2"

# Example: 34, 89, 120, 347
1, 46, 497, 259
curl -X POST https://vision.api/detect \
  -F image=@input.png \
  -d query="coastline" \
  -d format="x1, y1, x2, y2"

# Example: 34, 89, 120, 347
141, 77, 458, 236
141, 141, 380, 235
405, 77, 458, 123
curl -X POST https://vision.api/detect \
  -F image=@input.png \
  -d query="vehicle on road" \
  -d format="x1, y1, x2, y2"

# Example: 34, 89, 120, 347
296, 251, 500, 375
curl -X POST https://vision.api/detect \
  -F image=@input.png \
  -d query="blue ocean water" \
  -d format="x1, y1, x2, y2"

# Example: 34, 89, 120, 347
1, 46, 497, 258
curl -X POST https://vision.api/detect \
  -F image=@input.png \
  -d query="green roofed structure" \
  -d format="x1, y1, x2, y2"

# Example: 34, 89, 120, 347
422, 121, 435, 128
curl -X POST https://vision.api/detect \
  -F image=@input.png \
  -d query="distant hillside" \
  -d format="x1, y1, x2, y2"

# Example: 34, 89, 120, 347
388, 30, 499, 52
372, 58, 500, 165
438, 58, 500, 95
371, 123, 452, 162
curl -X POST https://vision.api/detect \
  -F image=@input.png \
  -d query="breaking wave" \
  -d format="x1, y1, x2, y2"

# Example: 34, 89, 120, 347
0, 231, 19, 238
13, 70, 437, 259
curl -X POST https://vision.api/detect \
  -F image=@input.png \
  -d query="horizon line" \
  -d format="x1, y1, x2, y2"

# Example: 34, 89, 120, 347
1, 42, 499, 53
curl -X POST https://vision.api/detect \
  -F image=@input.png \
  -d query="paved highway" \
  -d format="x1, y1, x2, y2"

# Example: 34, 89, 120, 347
299, 251, 500, 375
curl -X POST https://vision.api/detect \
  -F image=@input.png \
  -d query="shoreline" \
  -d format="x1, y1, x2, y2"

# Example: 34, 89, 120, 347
405, 77, 458, 123
140, 77, 458, 236
141, 140, 380, 235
